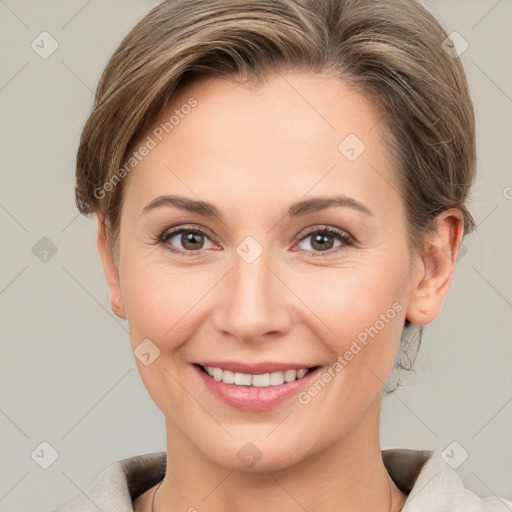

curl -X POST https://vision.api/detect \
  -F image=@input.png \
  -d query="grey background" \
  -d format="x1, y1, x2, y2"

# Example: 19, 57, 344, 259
0, 1, 511, 511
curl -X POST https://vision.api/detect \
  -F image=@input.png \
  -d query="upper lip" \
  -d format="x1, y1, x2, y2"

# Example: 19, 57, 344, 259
195, 361, 318, 374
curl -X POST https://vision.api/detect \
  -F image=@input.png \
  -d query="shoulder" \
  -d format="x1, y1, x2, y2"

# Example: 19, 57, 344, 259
383, 448, 511, 512
50, 451, 166, 512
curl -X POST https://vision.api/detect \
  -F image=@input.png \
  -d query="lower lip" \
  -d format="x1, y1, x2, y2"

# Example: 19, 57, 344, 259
193, 364, 320, 412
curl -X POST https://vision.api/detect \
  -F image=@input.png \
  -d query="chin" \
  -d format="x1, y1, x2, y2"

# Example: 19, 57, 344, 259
202, 435, 311, 474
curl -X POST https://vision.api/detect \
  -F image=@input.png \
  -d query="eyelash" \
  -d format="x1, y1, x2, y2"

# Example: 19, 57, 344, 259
157, 224, 354, 258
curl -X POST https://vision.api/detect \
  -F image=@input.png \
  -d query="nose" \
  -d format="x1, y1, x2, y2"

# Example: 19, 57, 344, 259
211, 244, 293, 344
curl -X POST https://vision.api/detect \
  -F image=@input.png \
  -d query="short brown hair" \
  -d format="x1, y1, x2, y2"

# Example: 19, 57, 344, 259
75, 0, 476, 392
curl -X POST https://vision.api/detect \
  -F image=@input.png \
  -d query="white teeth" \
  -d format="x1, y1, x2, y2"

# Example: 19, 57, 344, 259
283, 370, 297, 382
269, 371, 285, 386
222, 370, 235, 384
234, 372, 252, 386
201, 365, 312, 386
296, 369, 308, 379
251, 373, 270, 387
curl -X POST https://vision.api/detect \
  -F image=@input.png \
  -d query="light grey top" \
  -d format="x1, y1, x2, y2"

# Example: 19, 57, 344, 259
51, 448, 511, 511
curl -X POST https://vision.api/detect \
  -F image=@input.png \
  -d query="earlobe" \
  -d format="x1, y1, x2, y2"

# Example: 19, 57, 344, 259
405, 209, 464, 326
96, 215, 126, 319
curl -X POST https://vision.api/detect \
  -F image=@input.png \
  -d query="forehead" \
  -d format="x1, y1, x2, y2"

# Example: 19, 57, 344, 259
124, 72, 402, 225
164, 71, 383, 152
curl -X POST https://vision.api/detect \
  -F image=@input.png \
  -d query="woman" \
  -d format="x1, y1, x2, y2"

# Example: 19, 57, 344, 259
54, 0, 509, 510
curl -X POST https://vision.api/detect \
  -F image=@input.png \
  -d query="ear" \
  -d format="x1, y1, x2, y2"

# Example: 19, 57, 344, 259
96, 215, 126, 319
406, 208, 464, 325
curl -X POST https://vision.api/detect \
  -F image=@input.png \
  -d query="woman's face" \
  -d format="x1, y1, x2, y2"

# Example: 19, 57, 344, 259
107, 72, 425, 470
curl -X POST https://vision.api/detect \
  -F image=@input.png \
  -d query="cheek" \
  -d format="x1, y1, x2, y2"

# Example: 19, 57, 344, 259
289, 256, 407, 343
118, 246, 227, 365
285, 257, 408, 406
120, 262, 192, 347
118, 258, 205, 415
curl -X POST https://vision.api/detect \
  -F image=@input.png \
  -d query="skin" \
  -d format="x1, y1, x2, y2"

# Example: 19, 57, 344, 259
97, 72, 464, 512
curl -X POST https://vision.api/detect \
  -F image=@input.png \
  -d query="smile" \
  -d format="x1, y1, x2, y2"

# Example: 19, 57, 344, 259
193, 362, 322, 411
198, 364, 315, 387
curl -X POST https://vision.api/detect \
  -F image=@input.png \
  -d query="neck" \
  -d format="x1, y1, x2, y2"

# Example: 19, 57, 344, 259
155, 397, 406, 512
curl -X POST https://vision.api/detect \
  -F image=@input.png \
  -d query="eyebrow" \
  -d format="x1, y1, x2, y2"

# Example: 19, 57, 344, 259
142, 194, 374, 219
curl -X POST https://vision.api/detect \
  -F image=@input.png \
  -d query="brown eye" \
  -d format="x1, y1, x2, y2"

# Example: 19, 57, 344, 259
309, 233, 335, 251
160, 226, 215, 256
180, 231, 205, 250
295, 226, 353, 255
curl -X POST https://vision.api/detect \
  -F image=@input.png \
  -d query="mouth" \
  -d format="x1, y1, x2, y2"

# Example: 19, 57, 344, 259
195, 363, 319, 387
192, 362, 321, 411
